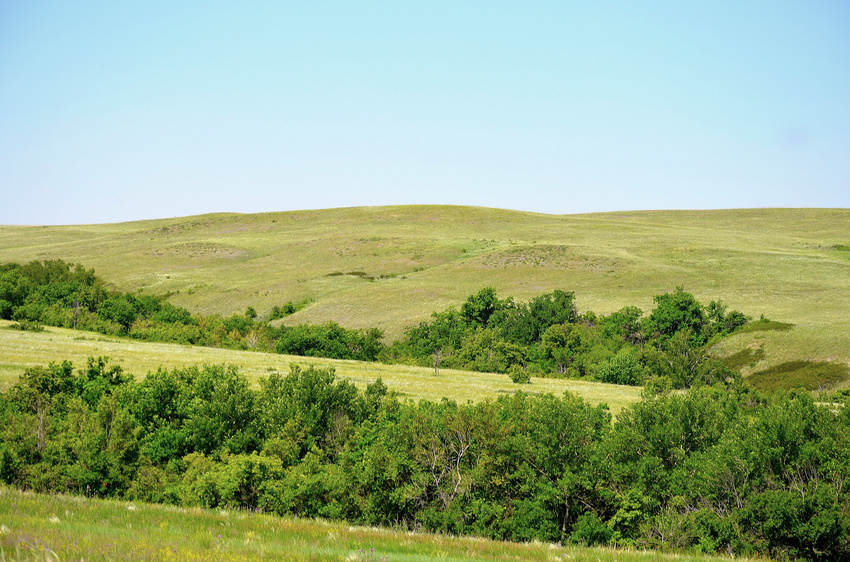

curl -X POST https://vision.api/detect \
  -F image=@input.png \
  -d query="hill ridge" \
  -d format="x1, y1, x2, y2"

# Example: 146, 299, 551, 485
2, 206, 848, 388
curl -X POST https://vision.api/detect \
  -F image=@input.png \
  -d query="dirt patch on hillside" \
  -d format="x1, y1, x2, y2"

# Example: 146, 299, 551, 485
152, 242, 249, 260
475, 245, 617, 272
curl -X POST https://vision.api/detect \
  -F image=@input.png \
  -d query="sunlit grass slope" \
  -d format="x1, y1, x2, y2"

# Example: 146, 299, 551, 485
0, 487, 758, 562
1, 206, 848, 386
0, 320, 641, 416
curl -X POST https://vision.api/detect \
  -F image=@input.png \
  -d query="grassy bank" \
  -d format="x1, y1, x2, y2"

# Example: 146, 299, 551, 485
0, 320, 641, 416
0, 487, 755, 561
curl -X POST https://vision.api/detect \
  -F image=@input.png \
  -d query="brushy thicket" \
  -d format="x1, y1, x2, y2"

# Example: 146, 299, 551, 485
0, 360, 848, 560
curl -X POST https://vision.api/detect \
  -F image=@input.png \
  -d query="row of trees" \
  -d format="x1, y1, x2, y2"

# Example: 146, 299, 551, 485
387, 287, 748, 386
0, 260, 384, 360
1, 359, 847, 560
1, 260, 750, 386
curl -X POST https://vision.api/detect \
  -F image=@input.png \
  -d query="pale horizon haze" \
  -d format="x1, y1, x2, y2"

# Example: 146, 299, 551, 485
1, 1, 848, 225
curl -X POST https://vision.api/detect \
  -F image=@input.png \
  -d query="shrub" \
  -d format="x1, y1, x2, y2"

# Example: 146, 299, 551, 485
508, 365, 531, 384
570, 513, 612, 546
594, 351, 645, 386
10, 319, 44, 332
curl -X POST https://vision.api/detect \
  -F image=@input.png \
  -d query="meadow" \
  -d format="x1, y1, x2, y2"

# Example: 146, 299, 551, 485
1, 206, 848, 390
0, 320, 642, 416
0, 487, 755, 562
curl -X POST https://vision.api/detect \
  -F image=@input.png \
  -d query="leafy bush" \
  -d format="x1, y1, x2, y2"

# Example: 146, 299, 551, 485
594, 351, 645, 386
570, 513, 612, 546
274, 322, 385, 361
508, 365, 531, 384
9, 319, 44, 332
268, 302, 297, 321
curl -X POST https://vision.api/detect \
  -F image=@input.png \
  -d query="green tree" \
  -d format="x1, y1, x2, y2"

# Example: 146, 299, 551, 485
98, 294, 140, 332
540, 323, 607, 377
644, 287, 706, 345
256, 365, 358, 457
453, 328, 526, 373
185, 365, 258, 455
460, 287, 503, 328
602, 306, 644, 348
594, 350, 646, 386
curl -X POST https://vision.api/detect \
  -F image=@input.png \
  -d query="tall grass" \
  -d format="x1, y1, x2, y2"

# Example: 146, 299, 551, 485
0, 487, 758, 561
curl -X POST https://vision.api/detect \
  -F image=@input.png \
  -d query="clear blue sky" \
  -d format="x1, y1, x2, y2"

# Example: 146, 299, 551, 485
1, 1, 848, 225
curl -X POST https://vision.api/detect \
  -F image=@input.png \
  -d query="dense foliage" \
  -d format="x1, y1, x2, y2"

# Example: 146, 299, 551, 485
0, 359, 847, 560
386, 286, 748, 386
0, 260, 384, 361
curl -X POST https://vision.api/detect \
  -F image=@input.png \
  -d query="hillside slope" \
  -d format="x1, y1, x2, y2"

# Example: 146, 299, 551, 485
2, 206, 848, 385
0, 319, 641, 415
0, 487, 750, 562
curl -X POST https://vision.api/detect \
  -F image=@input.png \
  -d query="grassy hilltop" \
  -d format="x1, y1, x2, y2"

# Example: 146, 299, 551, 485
1, 205, 848, 387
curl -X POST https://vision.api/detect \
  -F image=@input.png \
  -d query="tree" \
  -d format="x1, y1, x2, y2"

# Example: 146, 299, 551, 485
6, 361, 76, 457
77, 356, 130, 407
453, 328, 526, 373
602, 306, 644, 348
257, 365, 358, 455
595, 351, 646, 386
460, 287, 503, 328
542, 323, 588, 376
644, 287, 706, 345
99, 295, 139, 332
496, 290, 578, 346
185, 365, 258, 455
705, 300, 749, 338
638, 331, 736, 389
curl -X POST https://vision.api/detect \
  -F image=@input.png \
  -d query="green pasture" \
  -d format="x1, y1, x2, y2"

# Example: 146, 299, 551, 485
1, 206, 848, 388
0, 320, 641, 416
0, 487, 758, 561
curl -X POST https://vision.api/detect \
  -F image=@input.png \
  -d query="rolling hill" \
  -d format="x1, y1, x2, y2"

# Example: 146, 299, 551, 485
1, 205, 848, 389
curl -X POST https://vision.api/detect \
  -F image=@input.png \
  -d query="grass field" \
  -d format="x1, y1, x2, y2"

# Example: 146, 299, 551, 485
1, 206, 848, 390
0, 320, 641, 416
0, 487, 757, 561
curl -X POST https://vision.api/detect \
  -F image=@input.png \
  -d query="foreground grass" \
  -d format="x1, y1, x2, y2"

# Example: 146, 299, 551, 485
0, 321, 641, 416
0, 487, 752, 562
2, 206, 848, 390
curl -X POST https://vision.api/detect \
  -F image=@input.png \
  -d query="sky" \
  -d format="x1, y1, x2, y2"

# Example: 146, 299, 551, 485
1, 1, 849, 225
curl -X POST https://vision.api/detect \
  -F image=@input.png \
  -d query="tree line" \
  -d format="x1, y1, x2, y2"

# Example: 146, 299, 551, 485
0, 359, 847, 560
1, 260, 751, 387
0, 260, 384, 361
386, 286, 748, 386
